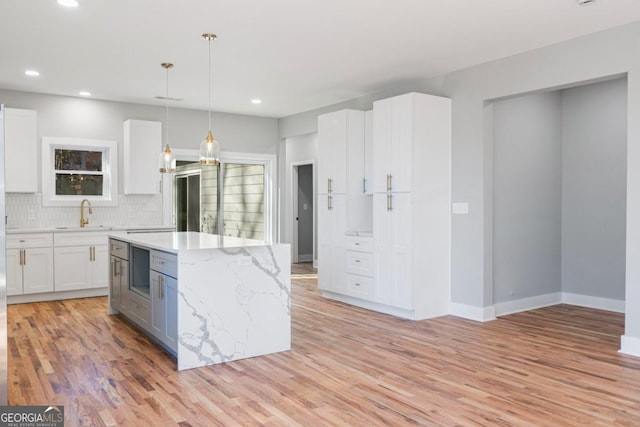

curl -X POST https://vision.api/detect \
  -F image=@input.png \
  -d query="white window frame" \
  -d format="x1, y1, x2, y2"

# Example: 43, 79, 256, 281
42, 137, 118, 206
165, 149, 276, 242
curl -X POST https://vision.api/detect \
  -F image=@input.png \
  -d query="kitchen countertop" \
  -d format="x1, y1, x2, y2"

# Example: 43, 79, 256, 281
110, 231, 272, 253
7, 225, 175, 234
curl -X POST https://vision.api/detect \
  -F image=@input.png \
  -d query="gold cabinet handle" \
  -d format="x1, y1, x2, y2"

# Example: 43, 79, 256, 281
363, 178, 366, 194
387, 174, 393, 191
158, 275, 164, 300
328, 178, 333, 193
113, 259, 119, 277
328, 194, 333, 211
20, 249, 25, 266
387, 193, 393, 211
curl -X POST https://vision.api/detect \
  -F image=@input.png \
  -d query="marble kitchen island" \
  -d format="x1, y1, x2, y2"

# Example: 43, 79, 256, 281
108, 231, 291, 370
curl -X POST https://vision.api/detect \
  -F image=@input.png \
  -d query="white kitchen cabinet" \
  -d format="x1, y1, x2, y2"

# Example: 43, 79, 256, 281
54, 231, 109, 292
124, 119, 162, 195
373, 193, 413, 309
372, 94, 416, 194
317, 194, 347, 293
363, 110, 373, 195
5, 108, 38, 193
371, 92, 451, 320
6, 233, 54, 296
150, 250, 178, 352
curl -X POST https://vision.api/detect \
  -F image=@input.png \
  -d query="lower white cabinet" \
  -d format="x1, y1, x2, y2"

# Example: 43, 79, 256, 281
6, 233, 54, 296
317, 194, 347, 293
54, 232, 109, 292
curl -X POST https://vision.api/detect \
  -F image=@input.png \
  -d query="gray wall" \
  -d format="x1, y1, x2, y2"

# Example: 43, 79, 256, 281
492, 91, 563, 304
277, 21, 640, 342
297, 164, 314, 257
561, 78, 627, 300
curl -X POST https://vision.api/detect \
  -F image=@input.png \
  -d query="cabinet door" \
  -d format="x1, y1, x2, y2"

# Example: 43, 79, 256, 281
110, 256, 121, 312
318, 111, 348, 194
372, 95, 413, 193
119, 260, 130, 316
54, 246, 92, 291
124, 119, 162, 194
317, 195, 347, 293
163, 275, 178, 352
372, 99, 393, 193
363, 110, 373, 195
5, 108, 37, 193
6, 249, 23, 296
373, 193, 413, 309
91, 245, 109, 288
22, 247, 54, 294
150, 271, 165, 341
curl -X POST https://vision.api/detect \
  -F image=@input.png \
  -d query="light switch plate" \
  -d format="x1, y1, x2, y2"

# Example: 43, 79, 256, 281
452, 202, 469, 215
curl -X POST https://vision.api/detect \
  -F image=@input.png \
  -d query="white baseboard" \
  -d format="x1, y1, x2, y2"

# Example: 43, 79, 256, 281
297, 254, 313, 262
561, 292, 625, 313
322, 291, 446, 321
449, 302, 496, 322
620, 335, 640, 357
494, 292, 562, 317
8, 287, 109, 305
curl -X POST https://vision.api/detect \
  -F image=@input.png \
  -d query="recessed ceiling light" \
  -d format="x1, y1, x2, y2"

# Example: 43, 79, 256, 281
24, 70, 40, 77
57, 0, 79, 7
79, 91, 91, 97
251, 99, 262, 104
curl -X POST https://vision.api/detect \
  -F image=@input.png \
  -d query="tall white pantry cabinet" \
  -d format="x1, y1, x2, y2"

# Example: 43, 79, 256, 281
317, 92, 451, 320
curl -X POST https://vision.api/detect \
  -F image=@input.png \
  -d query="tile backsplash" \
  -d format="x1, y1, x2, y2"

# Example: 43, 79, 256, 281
6, 193, 164, 229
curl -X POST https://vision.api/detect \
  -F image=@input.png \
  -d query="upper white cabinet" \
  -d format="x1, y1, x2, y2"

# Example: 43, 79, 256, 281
372, 95, 417, 193
363, 110, 373, 195
318, 110, 364, 195
5, 108, 38, 193
124, 119, 161, 194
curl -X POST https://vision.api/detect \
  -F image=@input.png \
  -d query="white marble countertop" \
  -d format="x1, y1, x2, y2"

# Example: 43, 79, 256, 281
110, 231, 273, 253
7, 225, 174, 234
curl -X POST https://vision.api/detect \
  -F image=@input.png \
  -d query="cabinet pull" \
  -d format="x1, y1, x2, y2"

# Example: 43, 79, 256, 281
328, 178, 333, 193
386, 174, 392, 191
328, 195, 333, 211
363, 178, 366, 194
387, 193, 393, 211
158, 275, 164, 300
20, 249, 25, 266
355, 259, 361, 263
113, 259, 119, 277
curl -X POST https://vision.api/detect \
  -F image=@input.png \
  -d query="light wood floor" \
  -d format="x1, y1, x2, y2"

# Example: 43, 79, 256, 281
8, 263, 640, 426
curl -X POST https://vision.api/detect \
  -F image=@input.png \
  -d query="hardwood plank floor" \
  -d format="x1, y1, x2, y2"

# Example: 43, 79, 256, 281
8, 263, 640, 426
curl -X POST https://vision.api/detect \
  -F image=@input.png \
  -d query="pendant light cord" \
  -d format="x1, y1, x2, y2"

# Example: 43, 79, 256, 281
166, 65, 170, 144
208, 36, 212, 131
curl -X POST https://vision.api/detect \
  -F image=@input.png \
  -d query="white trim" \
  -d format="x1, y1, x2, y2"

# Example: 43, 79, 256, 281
291, 164, 300, 263
494, 292, 562, 317
8, 287, 108, 305
42, 137, 118, 207
321, 291, 445, 321
561, 292, 625, 313
620, 335, 640, 358
449, 302, 496, 322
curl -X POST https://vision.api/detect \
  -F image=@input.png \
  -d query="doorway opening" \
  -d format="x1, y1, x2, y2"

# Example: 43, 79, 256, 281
292, 163, 314, 264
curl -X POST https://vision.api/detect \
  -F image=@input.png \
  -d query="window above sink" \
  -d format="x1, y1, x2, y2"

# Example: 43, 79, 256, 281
42, 137, 118, 206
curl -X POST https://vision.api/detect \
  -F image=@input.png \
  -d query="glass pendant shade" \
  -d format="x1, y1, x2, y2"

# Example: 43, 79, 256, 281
199, 131, 220, 165
159, 144, 176, 173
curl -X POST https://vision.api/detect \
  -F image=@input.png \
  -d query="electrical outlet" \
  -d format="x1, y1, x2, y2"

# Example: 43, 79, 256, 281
27, 209, 35, 220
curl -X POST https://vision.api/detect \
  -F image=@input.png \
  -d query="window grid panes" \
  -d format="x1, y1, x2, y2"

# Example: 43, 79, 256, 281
54, 149, 105, 196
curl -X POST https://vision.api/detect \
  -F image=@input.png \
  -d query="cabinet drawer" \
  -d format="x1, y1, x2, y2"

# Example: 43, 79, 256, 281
150, 250, 177, 278
346, 250, 373, 277
7, 233, 53, 249
346, 274, 374, 299
127, 292, 150, 328
54, 231, 110, 247
346, 236, 373, 253
110, 239, 129, 260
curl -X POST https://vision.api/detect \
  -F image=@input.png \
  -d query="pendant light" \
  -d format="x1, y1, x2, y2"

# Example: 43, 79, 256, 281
199, 33, 220, 166
159, 62, 176, 173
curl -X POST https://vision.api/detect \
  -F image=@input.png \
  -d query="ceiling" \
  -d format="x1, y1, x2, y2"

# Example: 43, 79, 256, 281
1, 0, 640, 118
